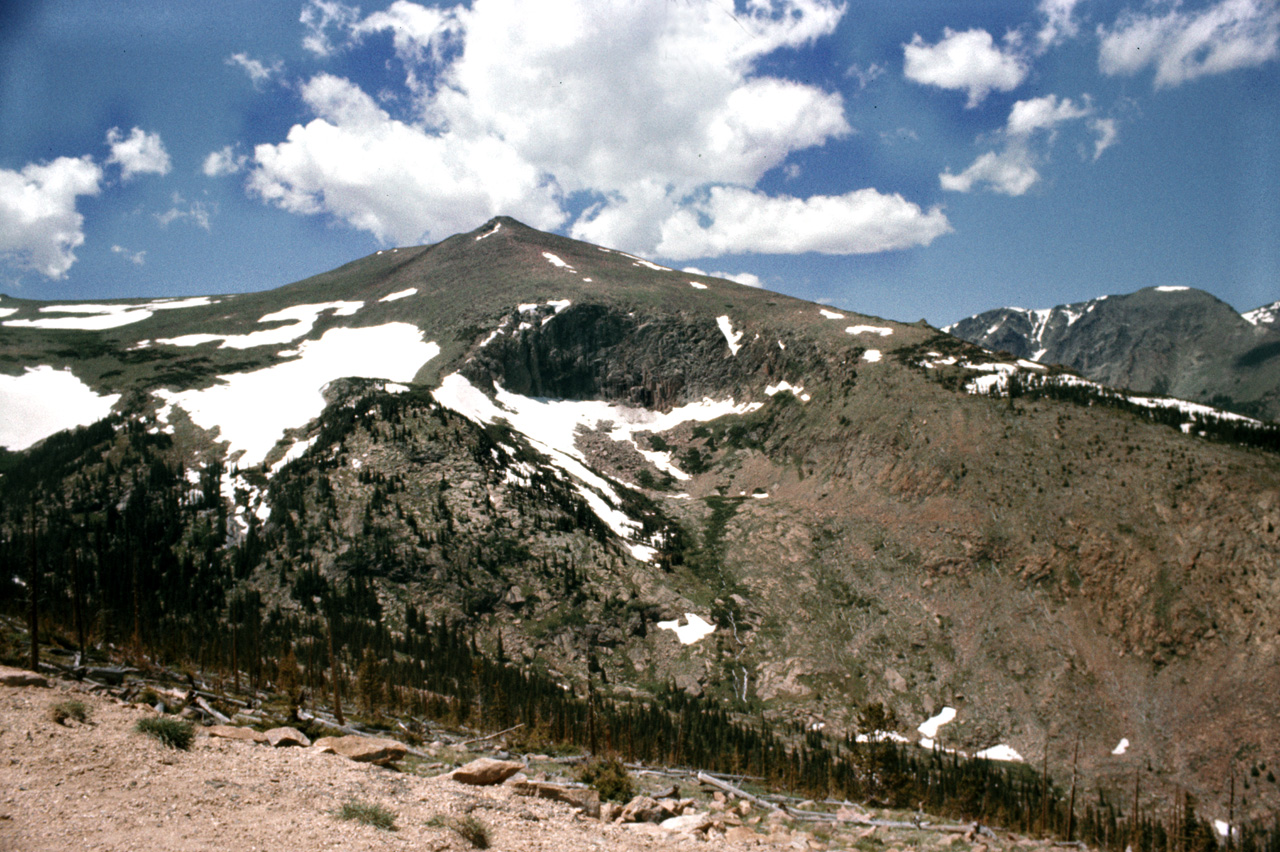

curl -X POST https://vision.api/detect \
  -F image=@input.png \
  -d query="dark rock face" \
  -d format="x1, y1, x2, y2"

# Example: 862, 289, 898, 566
463, 304, 792, 410
947, 287, 1280, 420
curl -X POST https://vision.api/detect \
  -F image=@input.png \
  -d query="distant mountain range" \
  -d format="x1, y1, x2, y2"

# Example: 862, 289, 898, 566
945, 287, 1280, 422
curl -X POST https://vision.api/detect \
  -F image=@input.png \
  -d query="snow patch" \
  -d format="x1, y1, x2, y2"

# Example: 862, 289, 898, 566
543, 252, 575, 271
819, 309, 845, 319
155, 323, 437, 468
689, 281, 708, 290
717, 316, 744, 356
975, 744, 1024, 762
4, 296, 216, 331
657, 613, 716, 644
0, 308, 18, 318
1112, 738, 1129, 755
846, 325, 893, 337
0, 366, 122, 451
379, 288, 417, 302
1155, 285, 1189, 292
475, 221, 501, 240
917, 706, 956, 748
765, 381, 810, 402
1243, 301, 1279, 326
156, 301, 363, 349
862, 349, 882, 363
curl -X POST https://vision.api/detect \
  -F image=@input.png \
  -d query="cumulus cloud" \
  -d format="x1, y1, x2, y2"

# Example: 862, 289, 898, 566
683, 267, 766, 288
203, 145, 249, 177
903, 28, 1029, 107
227, 52, 283, 86
645, 186, 951, 260
1090, 117, 1119, 160
156, 192, 212, 230
111, 245, 146, 265
1037, 0, 1086, 50
941, 148, 1040, 195
246, 0, 941, 259
1099, 0, 1280, 87
105, 127, 171, 180
0, 156, 103, 278
1006, 94, 1092, 136
943, 94, 1097, 195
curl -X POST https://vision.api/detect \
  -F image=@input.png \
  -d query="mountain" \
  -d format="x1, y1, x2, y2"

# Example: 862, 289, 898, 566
1244, 299, 1280, 331
3, 218, 1279, 823
943, 287, 1280, 422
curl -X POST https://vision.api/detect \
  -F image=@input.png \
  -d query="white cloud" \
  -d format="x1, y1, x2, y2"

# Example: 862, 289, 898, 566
227, 52, 283, 86
156, 192, 212, 230
1099, 0, 1280, 87
105, 127, 171, 180
943, 94, 1096, 195
683, 267, 765, 288
1090, 117, 1119, 160
249, 0, 917, 259
941, 148, 1040, 196
650, 186, 952, 260
300, 0, 359, 56
0, 156, 103, 278
1006, 94, 1092, 136
903, 28, 1029, 107
1037, 0, 1085, 50
203, 145, 249, 177
111, 244, 146, 265
249, 73, 565, 244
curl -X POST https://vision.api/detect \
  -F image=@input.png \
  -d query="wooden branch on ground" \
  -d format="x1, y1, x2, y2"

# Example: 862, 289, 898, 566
456, 723, 524, 747
696, 771, 788, 814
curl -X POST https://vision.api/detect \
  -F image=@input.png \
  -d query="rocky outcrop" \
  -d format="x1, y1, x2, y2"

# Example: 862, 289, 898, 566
511, 781, 601, 817
265, 727, 311, 748
312, 735, 406, 766
206, 725, 268, 744
450, 757, 524, 785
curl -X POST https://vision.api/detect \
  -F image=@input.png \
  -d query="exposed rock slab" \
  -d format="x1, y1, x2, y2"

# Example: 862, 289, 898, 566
312, 735, 406, 765
206, 725, 268, 744
265, 726, 311, 748
450, 757, 524, 785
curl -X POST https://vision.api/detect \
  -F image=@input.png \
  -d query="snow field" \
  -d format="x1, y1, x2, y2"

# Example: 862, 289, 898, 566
689, 281, 708, 290
431, 372, 762, 562
154, 301, 364, 350
765, 380, 810, 402
154, 323, 439, 468
656, 613, 716, 644
379, 288, 417, 302
3, 296, 216, 331
0, 366, 122, 450
846, 325, 893, 337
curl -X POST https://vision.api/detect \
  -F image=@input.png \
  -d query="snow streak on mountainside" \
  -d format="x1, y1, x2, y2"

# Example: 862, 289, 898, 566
1244, 299, 1280, 329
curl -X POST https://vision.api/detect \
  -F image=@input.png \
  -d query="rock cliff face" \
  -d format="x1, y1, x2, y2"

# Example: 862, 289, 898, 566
2, 218, 1278, 819
946, 287, 1280, 421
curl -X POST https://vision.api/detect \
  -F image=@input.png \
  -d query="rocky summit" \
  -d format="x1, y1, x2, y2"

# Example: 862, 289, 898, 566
2, 218, 1278, 829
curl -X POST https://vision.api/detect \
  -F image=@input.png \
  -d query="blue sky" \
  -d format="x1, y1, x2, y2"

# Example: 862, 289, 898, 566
1, 0, 1277, 326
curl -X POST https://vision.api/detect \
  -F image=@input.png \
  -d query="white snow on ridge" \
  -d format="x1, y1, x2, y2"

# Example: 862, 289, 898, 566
4, 297, 218, 331
155, 301, 363, 349
1155, 285, 1189, 292
380, 288, 417, 302
819, 309, 845, 319
657, 613, 716, 644
1243, 300, 1279, 326
155, 323, 438, 469
765, 381, 810, 402
846, 325, 893, 337
0, 366, 122, 451
431, 372, 762, 561
717, 315, 744, 356
476, 221, 501, 240
690, 281, 708, 290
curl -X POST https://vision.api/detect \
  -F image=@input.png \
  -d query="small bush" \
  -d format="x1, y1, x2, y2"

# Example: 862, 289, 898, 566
50, 699, 91, 726
428, 815, 489, 849
336, 799, 397, 831
135, 716, 194, 750
577, 755, 635, 803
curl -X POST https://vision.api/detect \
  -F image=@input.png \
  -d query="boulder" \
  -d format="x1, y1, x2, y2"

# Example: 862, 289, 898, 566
0, 667, 47, 688
510, 781, 601, 818
450, 757, 524, 786
660, 813, 713, 833
206, 725, 268, 744
618, 795, 663, 824
265, 726, 311, 748
312, 735, 406, 766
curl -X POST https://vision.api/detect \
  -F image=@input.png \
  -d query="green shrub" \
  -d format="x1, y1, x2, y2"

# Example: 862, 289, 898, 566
50, 699, 91, 726
336, 799, 397, 831
577, 755, 635, 803
135, 716, 194, 750
428, 815, 489, 848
